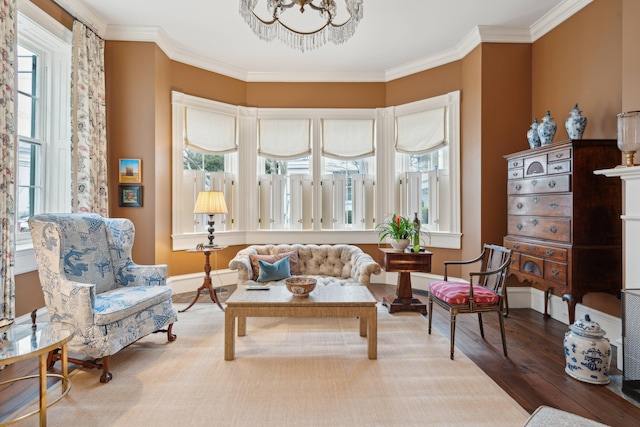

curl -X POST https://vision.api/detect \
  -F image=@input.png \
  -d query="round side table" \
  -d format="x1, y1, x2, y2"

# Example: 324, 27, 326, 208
0, 321, 75, 426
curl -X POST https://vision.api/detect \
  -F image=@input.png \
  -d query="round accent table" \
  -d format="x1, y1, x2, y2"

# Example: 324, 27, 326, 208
0, 321, 75, 427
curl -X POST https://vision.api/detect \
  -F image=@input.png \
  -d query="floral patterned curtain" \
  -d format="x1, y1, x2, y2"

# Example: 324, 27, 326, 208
71, 20, 108, 215
0, 0, 16, 320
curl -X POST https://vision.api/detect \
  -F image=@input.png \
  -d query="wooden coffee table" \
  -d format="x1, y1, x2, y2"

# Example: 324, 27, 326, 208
224, 284, 377, 360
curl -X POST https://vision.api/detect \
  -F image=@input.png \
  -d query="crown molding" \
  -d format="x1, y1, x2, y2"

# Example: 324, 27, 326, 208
52, 0, 593, 83
531, 0, 593, 42
51, 0, 107, 35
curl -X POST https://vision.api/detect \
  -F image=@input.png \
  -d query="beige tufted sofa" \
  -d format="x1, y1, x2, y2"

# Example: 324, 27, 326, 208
228, 244, 381, 287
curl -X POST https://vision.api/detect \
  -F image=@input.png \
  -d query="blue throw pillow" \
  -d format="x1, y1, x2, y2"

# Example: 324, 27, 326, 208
257, 256, 291, 282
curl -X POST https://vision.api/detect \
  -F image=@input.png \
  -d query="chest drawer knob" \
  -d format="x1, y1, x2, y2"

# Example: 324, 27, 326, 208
548, 180, 556, 188
549, 201, 558, 208
516, 202, 523, 209
551, 268, 560, 276
532, 180, 538, 187
553, 165, 564, 171
554, 153, 564, 159
550, 225, 558, 233
545, 249, 555, 256
528, 245, 535, 251
513, 243, 520, 249
532, 219, 539, 226
533, 197, 540, 204
517, 223, 523, 230
515, 184, 522, 191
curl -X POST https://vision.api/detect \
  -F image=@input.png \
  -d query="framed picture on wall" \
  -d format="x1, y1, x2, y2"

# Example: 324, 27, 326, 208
118, 185, 142, 207
119, 158, 142, 183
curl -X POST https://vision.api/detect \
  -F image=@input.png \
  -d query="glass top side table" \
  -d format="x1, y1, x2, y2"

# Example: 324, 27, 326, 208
0, 321, 75, 427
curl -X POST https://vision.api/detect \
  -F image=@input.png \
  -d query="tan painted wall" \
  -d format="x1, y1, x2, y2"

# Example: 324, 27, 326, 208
14, 0, 634, 319
247, 82, 385, 108
532, 0, 622, 141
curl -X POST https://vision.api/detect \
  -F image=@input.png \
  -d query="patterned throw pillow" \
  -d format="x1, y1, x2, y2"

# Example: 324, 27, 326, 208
249, 250, 300, 280
257, 257, 292, 282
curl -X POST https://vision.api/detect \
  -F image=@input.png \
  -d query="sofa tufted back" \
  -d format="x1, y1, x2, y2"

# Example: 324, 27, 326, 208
244, 244, 365, 278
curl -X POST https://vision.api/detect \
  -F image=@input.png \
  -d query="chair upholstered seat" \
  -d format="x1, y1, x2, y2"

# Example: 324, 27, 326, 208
429, 281, 500, 305
93, 286, 174, 325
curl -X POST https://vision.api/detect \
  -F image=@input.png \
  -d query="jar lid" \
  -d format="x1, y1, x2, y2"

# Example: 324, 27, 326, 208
569, 314, 606, 338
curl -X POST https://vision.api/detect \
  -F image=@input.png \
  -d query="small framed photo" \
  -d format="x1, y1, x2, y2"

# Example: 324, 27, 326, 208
119, 159, 142, 183
118, 185, 142, 207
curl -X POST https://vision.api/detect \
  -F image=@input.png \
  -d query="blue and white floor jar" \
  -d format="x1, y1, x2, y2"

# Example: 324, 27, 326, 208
564, 314, 611, 385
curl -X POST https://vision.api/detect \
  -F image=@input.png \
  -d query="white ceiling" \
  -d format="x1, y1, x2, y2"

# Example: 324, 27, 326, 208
54, 0, 591, 82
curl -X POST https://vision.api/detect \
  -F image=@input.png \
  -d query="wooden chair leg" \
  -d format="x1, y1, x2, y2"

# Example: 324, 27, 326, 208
450, 313, 456, 360
167, 323, 177, 342
427, 298, 433, 335
478, 313, 485, 338
99, 356, 112, 383
498, 311, 508, 357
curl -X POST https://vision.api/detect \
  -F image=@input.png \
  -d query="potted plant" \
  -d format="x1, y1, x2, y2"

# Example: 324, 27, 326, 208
376, 214, 428, 251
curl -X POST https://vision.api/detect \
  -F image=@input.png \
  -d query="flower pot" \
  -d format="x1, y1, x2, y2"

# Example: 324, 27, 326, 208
390, 239, 410, 251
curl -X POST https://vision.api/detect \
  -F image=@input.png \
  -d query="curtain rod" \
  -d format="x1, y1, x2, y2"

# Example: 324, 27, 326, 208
49, 0, 101, 36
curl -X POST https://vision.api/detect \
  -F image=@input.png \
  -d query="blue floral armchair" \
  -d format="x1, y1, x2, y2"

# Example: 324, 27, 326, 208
29, 213, 178, 383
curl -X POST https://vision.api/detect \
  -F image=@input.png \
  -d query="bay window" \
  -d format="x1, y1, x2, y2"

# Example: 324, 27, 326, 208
171, 90, 460, 250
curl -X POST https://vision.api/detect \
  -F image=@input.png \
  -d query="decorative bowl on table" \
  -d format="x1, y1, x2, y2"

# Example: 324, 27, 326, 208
285, 277, 317, 297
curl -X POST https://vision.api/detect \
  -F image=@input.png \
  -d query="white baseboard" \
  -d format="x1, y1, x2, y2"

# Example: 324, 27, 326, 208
167, 268, 237, 296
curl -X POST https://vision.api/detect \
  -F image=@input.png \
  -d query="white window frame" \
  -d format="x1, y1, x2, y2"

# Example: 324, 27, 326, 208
391, 91, 461, 249
14, 0, 72, 274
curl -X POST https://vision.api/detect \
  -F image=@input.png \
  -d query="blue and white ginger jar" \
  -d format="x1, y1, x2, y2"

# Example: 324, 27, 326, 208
538, 111, 557, 146
564, 314, 611, 385
565, 103, 587, 139
527, 118, 541, 149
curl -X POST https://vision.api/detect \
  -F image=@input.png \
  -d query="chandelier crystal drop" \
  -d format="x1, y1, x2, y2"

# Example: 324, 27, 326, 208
240, 0, 363, 52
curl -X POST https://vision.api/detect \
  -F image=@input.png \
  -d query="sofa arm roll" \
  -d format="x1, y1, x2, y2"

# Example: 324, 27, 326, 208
351, 252, 382, 286
228, 248, 257, 284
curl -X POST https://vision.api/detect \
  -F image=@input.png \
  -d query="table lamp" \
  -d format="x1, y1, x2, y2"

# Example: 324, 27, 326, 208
617, 111, 640, 167
194, 191, 228, 247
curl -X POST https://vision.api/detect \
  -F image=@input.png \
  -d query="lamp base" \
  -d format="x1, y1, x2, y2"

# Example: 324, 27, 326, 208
622, 151, 638, 168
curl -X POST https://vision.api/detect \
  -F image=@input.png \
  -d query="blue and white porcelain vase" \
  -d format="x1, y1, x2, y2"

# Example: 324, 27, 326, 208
564, 314, 611, 385
565, 103, 587, 139
527, 118, 541, 149
538, 110, 557, 146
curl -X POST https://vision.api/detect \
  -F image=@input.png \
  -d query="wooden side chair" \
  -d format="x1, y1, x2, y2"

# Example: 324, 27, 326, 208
428, 244, 512, 360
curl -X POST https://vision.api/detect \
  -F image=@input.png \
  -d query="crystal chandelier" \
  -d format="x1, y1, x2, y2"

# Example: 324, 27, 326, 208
239, 0, 363, 52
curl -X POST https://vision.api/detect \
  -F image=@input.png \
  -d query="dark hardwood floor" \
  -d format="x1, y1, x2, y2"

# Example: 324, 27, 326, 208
2, 283, 640, 426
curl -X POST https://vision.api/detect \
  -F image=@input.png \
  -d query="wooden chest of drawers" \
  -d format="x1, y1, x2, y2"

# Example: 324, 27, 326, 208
504, 139, 622, 323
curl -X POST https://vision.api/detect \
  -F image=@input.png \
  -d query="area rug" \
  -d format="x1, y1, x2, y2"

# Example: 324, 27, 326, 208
14, 303, 528, 427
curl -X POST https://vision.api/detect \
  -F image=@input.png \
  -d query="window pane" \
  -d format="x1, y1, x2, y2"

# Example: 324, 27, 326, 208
17, 92, 33, 137
183, 148, 225, 172
17, 46, 36, 96
17, 140, 42, 232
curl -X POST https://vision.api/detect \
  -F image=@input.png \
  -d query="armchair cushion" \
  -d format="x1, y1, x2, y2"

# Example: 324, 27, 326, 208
429, 281, 500, 305
93, 286, 174, 326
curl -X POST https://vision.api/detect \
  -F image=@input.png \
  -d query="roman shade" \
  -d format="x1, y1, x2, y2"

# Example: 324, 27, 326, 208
321, 119, 375, 159
395, 107, 446, 154
258, 119, 311, 159
185, 107, 237, 154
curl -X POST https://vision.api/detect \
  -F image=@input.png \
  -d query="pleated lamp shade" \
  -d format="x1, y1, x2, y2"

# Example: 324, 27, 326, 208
194, 191, 228, 215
